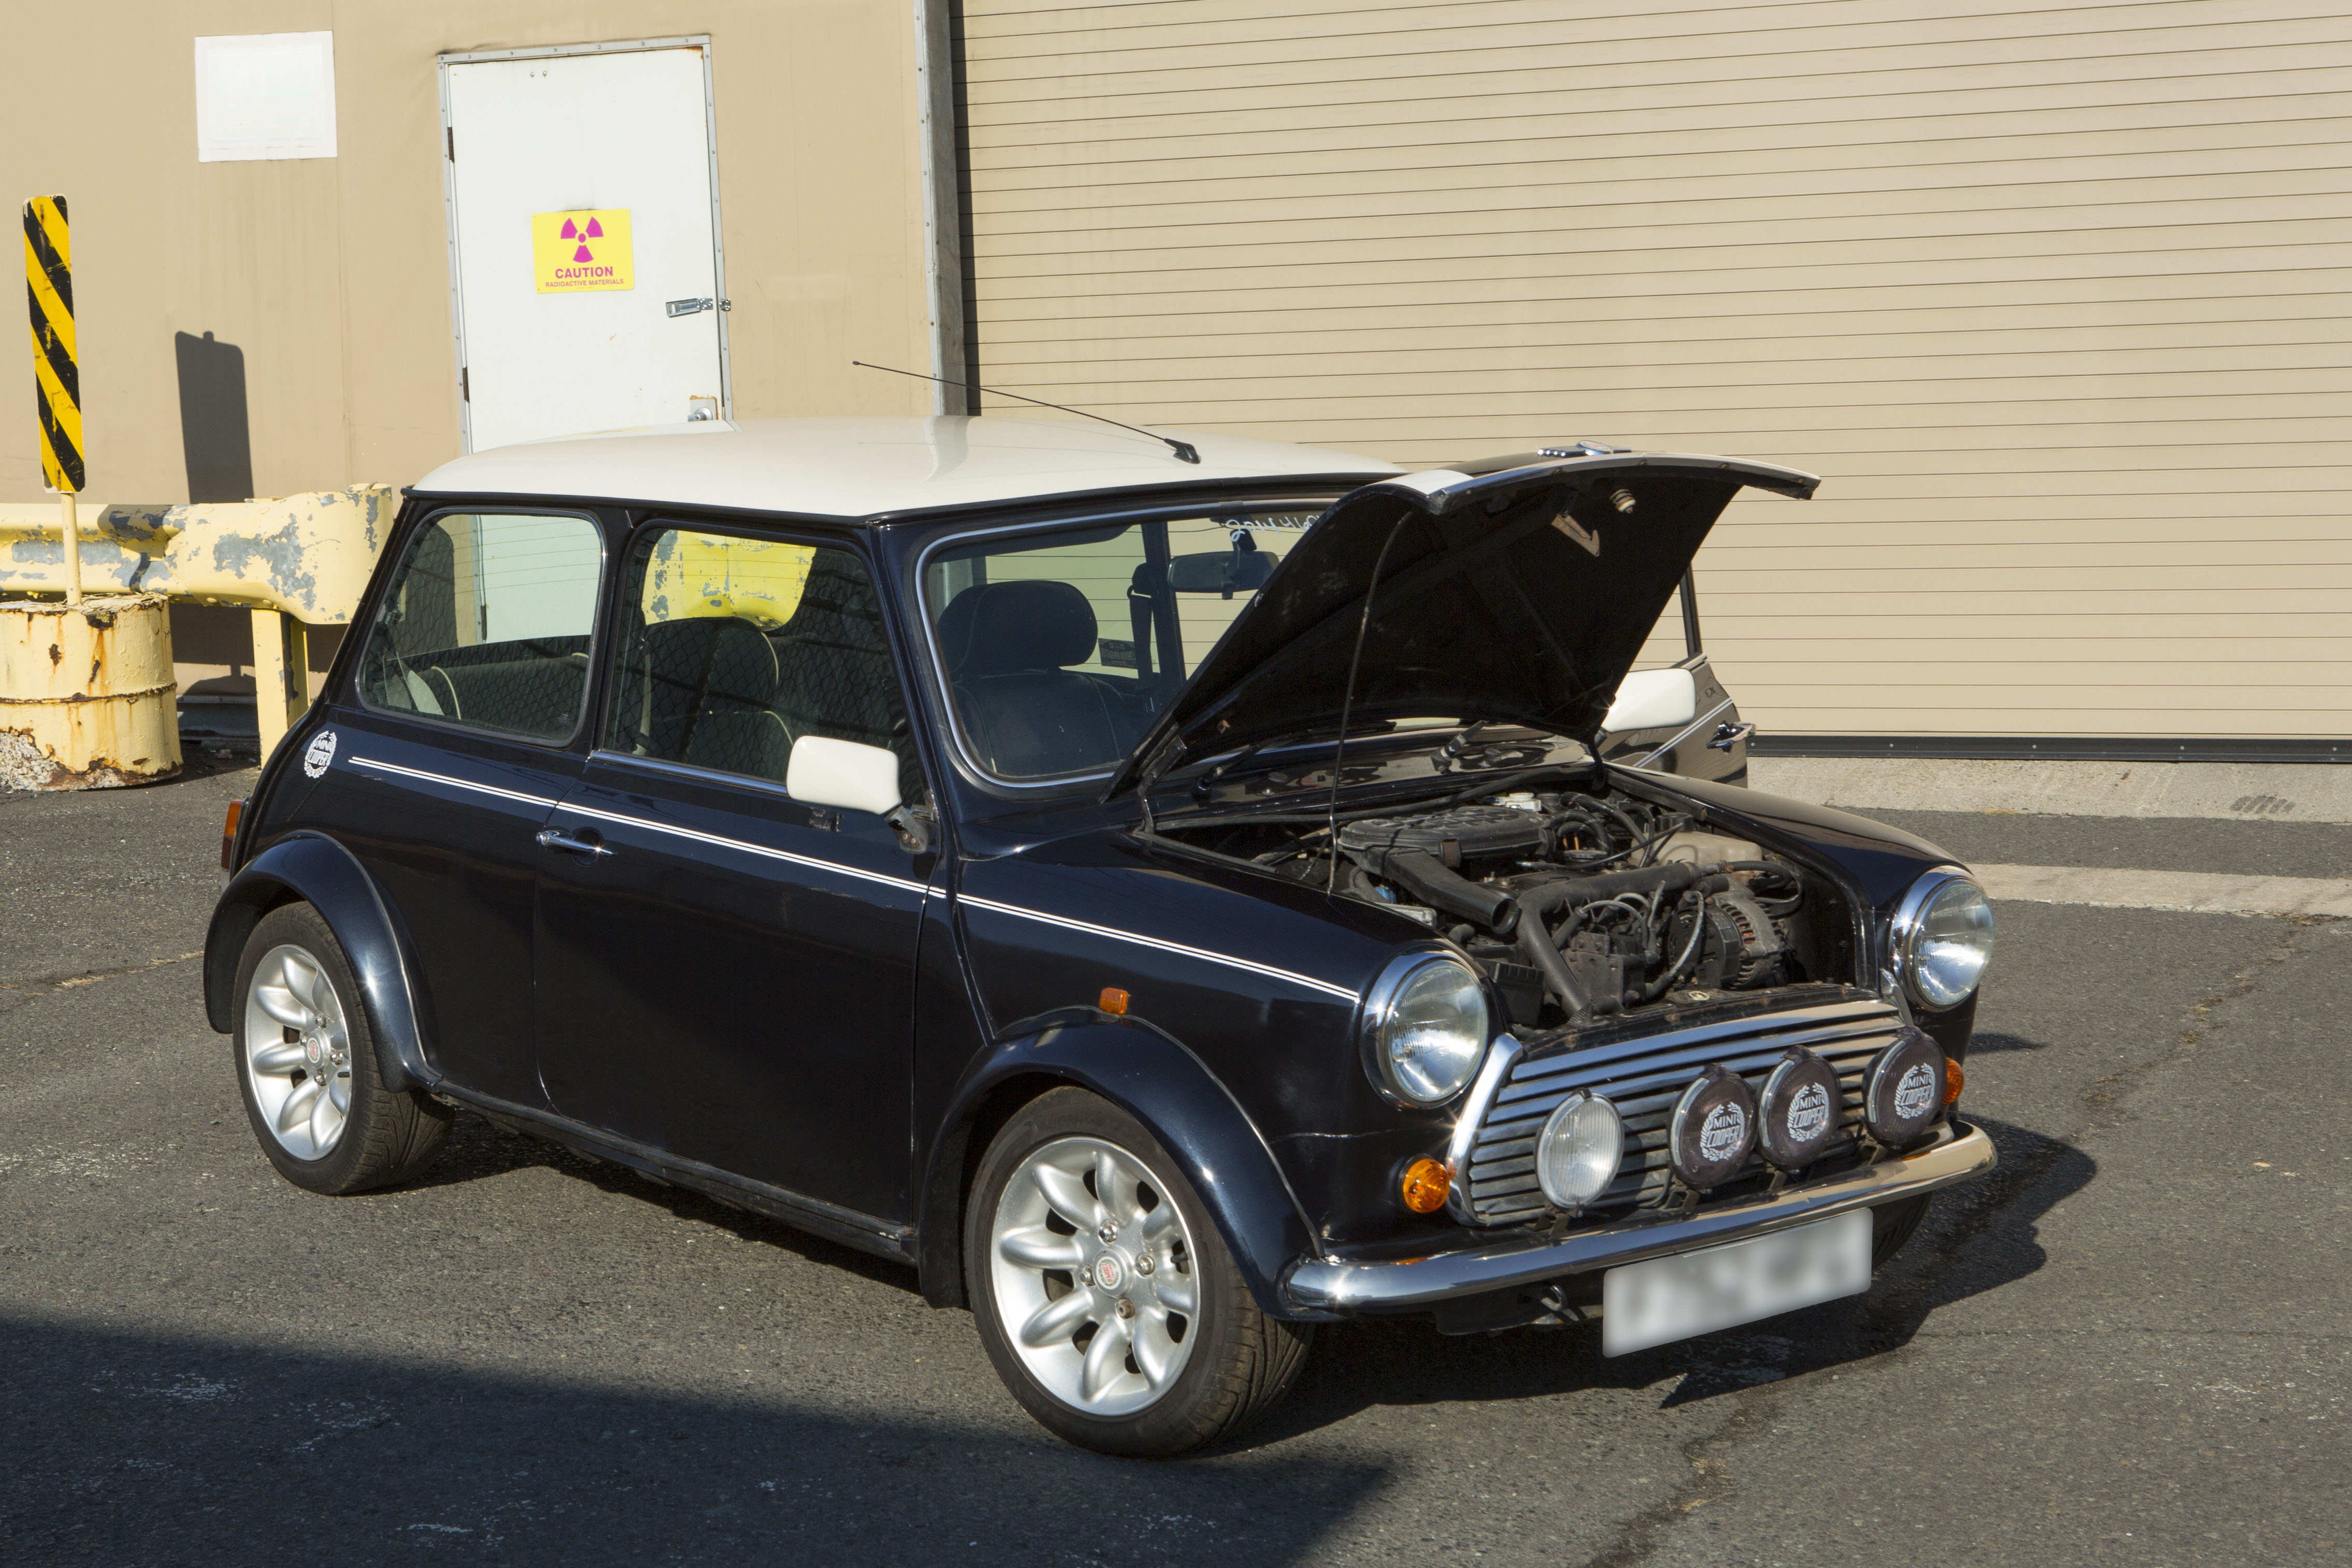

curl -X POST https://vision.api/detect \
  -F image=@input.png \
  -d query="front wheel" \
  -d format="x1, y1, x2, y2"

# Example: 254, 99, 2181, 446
965, 1088, 1311, 1457
233, 902, 451, 1195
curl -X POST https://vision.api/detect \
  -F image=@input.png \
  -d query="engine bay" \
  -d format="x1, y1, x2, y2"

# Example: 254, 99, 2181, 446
1183, 782, 1849, 1030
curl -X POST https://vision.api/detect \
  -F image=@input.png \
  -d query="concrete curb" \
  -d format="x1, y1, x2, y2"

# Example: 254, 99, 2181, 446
1748, 757, 2352, 824
1977, 863, 2352, 918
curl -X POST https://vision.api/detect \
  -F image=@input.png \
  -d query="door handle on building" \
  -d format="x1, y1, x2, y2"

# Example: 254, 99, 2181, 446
665, 297, 714, 317
536, 827, 614, 857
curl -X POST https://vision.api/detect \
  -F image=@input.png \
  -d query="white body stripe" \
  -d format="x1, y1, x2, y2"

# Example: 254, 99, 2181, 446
556, 802, 929, 895
349, 754, 560, 809
347, 756, 1348, 996
957, 894, 1361, 1003
349, 755, 928, 896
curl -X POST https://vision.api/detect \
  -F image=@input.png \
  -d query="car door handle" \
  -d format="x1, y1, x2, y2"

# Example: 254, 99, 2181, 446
1708, 722, 1755, 752
536, 827, 614, 858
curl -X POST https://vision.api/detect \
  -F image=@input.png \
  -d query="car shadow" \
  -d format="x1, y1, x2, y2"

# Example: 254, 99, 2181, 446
1961, 1030, 2047, 1054
2, 1314, 1387, 1565
1249, 1113, 2094, 1437
404, 1109, 929, 1296
394, 1107, 2091, 1448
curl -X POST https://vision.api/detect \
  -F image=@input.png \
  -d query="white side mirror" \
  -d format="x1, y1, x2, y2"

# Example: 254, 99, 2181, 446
1600, 667, 1698, 735
786, 734, 901, 817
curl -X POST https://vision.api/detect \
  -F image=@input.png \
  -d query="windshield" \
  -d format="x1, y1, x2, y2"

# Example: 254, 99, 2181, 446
921, 504, 1327, 780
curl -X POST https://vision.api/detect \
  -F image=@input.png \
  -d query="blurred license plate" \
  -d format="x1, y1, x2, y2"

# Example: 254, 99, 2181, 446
1602, 1209, 1871, 1356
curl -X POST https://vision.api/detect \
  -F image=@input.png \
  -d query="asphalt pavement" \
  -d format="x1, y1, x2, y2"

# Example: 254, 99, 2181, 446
2, 766, 2345, 1565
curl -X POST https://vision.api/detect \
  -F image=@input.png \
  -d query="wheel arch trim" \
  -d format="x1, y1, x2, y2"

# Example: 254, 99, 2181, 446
917, 1017, 1328, 1321
205, 833, 438, 1094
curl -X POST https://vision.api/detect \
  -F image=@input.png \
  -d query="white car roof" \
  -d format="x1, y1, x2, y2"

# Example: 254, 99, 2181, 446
412, 416, 1402, 518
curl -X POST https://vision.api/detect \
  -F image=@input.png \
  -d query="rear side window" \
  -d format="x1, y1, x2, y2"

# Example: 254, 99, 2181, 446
601, 527, 920, 801
356, 511, 604, 742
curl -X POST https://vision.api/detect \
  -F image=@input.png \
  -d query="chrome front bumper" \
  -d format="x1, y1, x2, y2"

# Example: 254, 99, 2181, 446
1283, 1119, 1996, 1313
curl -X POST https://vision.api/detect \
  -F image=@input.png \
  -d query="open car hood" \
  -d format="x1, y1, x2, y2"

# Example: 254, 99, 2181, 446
1105, 451, 1818, 797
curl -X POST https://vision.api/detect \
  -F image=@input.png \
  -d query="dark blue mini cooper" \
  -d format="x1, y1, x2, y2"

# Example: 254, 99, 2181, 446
207, 417, 1995, 1456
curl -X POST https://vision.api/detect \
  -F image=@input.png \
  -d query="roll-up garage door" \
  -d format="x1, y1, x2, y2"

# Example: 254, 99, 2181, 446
961, 1, 2352, 745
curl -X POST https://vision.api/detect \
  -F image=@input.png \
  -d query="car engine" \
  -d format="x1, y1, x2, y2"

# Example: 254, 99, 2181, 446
1201, 786, 1842, 1030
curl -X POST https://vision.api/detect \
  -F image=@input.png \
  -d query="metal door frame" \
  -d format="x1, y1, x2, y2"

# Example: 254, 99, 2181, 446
436, 35, 732, 453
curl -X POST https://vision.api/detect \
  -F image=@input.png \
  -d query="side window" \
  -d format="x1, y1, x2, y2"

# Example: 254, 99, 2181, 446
602, 528, 920, 801
356, 511, 604, 742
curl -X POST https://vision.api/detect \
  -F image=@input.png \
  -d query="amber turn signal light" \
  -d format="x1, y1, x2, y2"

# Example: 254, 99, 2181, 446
220, 799, 244, 872
1399, 1157, 1450, 1214
1098, 987, 1129, 1017
1944, 1055, 1966, 1105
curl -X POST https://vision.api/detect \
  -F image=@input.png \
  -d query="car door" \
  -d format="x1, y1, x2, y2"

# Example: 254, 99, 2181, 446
1596, 571, 1752, 785
295, 505, 611, 1105
532, 522, 935, 1222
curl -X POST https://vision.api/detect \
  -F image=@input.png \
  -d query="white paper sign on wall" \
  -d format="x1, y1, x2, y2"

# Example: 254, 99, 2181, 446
195, 33, 338, 162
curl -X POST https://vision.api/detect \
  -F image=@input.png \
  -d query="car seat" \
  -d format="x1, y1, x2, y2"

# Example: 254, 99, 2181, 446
935, 580, 1135, 777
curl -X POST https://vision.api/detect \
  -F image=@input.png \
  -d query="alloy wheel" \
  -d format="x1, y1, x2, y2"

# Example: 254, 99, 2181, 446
988, 1135, 1199, 1417
241, 943, 354, 1161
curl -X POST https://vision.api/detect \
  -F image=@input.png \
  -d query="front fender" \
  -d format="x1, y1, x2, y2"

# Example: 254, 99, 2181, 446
204, 833, 437, 1094
917, 1015, 1329, 1320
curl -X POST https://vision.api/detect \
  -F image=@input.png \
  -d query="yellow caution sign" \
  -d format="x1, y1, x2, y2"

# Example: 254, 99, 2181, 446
531, 209, 633, 293
24, 195, 82, 492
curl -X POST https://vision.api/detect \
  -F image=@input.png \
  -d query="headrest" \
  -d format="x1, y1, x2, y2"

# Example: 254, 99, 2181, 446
936, 580, 1099, 675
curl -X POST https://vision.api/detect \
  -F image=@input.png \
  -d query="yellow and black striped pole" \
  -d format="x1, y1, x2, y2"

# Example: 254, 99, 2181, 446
25, 194, 82, 603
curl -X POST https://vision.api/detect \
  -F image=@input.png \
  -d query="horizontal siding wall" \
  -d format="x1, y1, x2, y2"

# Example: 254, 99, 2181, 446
962, 0, 2352, 739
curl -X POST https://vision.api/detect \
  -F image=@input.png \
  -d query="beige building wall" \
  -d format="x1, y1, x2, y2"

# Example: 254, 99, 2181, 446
961, 0, 2352, 742
1, 1, 940, 507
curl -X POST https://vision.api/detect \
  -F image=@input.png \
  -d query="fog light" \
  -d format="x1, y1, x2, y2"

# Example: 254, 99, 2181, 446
1757, 1048, 1841, 1170
1669, 1064, 1758, 1189
1399, 1156, 1451, 1214
1865, 1028, 1948, 1148
1534, 1091, 1623, 1212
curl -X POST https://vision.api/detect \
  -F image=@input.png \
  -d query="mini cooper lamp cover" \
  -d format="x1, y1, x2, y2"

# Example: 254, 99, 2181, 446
1669, 1063, 1759, 1189
1756, 1048, 1843, 1169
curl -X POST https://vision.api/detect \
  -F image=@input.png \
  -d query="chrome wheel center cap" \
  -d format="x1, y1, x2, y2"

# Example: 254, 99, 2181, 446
302, 1033, 325, 1069
1093, 1252, 1124, 1292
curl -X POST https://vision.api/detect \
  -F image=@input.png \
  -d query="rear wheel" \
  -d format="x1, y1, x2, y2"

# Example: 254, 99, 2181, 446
234, 903, 451, 1195
965, 1087, 1311, 1457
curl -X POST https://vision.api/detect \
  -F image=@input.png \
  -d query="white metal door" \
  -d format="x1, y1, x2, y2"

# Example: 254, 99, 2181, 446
441, 40, 728, 453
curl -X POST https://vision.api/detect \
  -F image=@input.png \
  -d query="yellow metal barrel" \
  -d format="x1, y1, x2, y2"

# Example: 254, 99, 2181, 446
0, 593, 182, 788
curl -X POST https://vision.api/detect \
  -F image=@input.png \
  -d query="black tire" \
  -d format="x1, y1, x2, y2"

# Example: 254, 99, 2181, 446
1871, 1193, 1934, 1267
964, 1087, 1312, 1457
231, 902, 451, 1195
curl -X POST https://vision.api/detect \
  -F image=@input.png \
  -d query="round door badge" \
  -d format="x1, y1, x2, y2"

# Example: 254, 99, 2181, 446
303, 729, 338, 779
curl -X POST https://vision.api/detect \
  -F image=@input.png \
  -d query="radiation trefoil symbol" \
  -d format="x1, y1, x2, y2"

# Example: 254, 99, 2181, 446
559, 215, 604, 263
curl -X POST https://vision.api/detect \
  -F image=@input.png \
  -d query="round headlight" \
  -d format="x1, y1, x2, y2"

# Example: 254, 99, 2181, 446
1362, 955, 1490, 1107
1896, 872, 1995, 1011
1535, 1091, 1624, 1211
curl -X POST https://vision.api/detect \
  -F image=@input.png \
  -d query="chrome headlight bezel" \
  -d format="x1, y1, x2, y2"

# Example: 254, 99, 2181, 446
1891, 867, 1995, 1012
1358, 952, 1492, 1109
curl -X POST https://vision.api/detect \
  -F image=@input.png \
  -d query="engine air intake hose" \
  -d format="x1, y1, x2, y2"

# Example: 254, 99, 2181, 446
1358, 847, 1520, 934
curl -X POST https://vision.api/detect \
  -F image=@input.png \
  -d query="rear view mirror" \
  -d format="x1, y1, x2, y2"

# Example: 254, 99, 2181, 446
786, 734, 901, 817
1600, 668, 1698, 735
1166, 548, 1275, 596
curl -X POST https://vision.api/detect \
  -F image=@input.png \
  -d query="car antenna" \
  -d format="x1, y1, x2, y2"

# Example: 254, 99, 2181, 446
851, 360, 1201, 463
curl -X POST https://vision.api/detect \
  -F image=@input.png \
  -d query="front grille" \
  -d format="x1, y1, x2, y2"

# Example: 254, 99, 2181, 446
1461, 991, 1905, 1226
